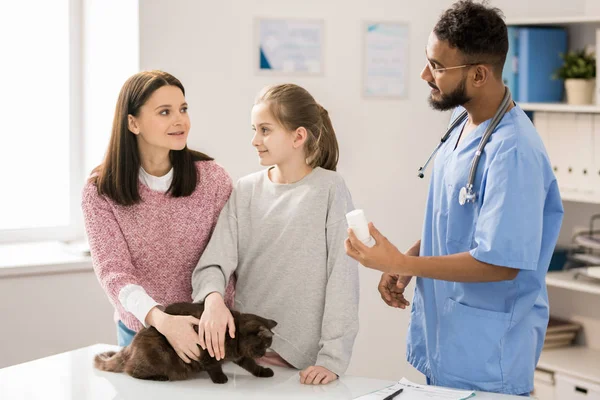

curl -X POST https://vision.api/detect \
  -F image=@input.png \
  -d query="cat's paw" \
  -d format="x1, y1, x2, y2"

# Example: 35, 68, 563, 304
257, 367, 274, 378
210, 373, 229, 384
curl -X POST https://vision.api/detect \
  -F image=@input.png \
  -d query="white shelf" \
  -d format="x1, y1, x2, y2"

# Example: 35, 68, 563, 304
507, 16, 600, 26
538, 347, 600, 384
519, 102, 600, 113
546, 270, 600, 295
560, 190, 600, 204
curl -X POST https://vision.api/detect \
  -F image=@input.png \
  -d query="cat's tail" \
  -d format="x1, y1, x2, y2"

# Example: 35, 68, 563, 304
94, 350, 127, 372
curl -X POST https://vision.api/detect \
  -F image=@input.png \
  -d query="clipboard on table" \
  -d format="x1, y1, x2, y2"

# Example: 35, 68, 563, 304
354, 378, 475, 400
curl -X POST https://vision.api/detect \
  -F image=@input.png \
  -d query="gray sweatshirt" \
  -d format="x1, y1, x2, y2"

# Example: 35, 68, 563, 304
191, 167, 359, 376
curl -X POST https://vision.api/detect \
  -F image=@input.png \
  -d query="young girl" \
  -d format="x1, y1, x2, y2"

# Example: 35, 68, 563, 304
82, 70, 233, 364
191, 84, 359, 385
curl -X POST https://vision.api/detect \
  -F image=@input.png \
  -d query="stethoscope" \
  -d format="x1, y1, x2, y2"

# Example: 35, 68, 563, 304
417, 87, 513, 206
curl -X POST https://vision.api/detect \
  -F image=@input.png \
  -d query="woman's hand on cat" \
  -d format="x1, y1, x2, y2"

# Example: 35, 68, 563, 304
198, 292, 236, 361
299, 366, 338, 385
147, 307, 201, 364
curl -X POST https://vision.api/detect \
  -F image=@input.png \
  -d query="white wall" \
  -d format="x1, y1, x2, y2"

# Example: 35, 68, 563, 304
138, 0, 592, 381
0, 269, 115, 369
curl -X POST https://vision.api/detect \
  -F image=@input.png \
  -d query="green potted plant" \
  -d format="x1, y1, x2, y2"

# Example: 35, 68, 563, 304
554, 48, 596, 105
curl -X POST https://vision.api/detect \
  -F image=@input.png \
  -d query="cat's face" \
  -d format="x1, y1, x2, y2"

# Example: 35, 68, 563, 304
237, 314, 277, 358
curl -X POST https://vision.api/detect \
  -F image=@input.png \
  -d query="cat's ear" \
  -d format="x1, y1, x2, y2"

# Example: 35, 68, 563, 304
258, 326, 274, 339
257, 317, 277, 330
264, 319, 277, 330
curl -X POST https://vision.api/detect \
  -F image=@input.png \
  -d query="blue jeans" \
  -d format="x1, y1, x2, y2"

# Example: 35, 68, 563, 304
116, 320, 136, 347
425, 376, 530, 396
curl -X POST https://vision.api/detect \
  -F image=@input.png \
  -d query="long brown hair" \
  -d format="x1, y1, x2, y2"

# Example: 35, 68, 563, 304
91, 70, 212, 206
255, 84, 339, 171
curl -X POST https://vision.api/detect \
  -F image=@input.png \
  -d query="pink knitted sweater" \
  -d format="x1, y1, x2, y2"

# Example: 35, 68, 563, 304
82, 160, 232, 332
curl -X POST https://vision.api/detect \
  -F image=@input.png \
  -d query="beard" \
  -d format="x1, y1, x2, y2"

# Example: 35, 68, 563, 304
428, 77, 471, 111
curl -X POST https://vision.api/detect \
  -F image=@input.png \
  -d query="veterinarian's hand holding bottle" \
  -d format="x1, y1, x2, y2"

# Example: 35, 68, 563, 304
146, 307, 201, 364
198, 292, 236, 361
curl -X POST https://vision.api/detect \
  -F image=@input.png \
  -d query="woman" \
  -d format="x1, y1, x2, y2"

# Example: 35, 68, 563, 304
82, 70, 232, 364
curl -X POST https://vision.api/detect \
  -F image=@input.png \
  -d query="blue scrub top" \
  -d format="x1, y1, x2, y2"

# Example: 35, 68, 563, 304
407, 105, 564, 395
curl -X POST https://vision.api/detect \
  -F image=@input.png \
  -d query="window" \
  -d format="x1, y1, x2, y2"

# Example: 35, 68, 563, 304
0, 0, 82, 242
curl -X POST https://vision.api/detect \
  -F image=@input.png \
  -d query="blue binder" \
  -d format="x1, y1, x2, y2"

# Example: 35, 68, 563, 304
517, 27, 567, 102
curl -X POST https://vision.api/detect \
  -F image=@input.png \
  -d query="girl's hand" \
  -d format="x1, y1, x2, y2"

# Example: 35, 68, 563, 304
198, 292, 236, 360
300, 366, 338, 385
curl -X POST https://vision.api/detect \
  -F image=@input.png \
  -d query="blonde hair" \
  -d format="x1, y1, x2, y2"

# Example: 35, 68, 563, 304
255, 84, 339, 171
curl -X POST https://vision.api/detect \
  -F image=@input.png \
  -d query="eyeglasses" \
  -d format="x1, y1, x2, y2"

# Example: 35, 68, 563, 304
426, 59, 481, 77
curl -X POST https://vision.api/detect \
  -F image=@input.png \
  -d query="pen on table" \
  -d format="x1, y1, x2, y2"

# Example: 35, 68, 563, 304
382, 387, 403, 400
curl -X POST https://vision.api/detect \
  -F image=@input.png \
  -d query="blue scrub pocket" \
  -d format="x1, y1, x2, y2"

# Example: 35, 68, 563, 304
438, 298, 511, 385
445, 187, 479, 250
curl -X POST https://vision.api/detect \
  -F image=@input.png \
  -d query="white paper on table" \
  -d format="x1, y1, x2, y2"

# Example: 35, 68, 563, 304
354, 377, 475, 400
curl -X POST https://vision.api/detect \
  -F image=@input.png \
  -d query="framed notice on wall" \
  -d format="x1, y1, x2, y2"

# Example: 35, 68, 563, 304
256, 18, 324, 75
363, 22, 409, 98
